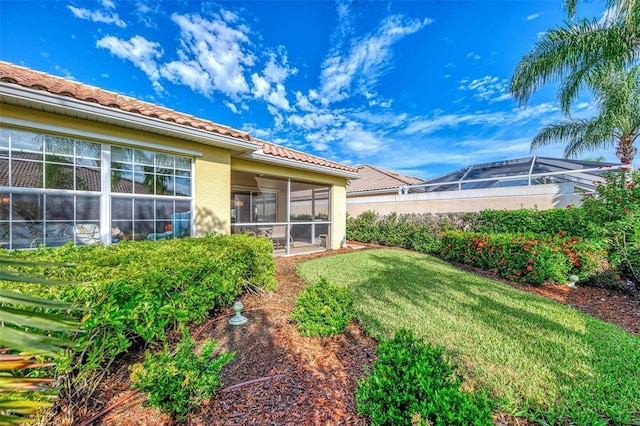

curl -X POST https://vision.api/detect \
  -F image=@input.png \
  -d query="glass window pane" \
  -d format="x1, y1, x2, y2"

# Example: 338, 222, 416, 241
77, 196, 100, 221
134, 221, 155, 240
112, 198, 133, 220
156, 199, 173, 219
112, 171, 133, 193
12, 194, 43, 221
156, 154, 174, 171
76, 166, 101, 191
135, 199, 154, 220
175, 156, 191, 170
175, 201, 190, 214
12, 129, 43, 155
45, 163, 74, 190
175, 177, 190, 197
0, 158, 8, 186
111, 220, 132, 239
111, 146, 131, 163
45, 223, 74, 246
157, 175, 174, 196
44, 136, 74, 156
12, 221, 44, 248
135, 172, 154, 194
76, 141, 101, 160
46, 195, 74, 220
0, 128, 9, 150
135, 149, 154, 166
12, 160, 43, 188
0, 193, 9, 221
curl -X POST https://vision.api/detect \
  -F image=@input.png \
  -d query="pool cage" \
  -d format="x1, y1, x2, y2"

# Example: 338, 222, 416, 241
404, 157, 622, 194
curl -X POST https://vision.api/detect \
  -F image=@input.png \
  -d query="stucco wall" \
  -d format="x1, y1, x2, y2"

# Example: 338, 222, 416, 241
347, 183, 583, 216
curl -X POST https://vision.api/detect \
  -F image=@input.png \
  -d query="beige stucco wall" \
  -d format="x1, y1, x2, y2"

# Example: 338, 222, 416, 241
232, 158, 348, 249
347, 184, 583, 216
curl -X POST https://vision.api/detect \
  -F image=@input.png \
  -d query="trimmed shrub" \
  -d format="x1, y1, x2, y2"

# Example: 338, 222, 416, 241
130, 328, 234, 421
476, 207, 591, 237
356, 329, 493, 425
290, 277, 354, 337
346, 211, 480, 253
439, 231, 606, 285
0, 233, 275, 382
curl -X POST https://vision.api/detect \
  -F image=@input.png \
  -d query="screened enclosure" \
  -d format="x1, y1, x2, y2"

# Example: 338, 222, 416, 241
406, 157, 622, 194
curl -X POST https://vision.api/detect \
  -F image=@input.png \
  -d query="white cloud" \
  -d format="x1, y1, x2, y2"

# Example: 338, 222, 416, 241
67, 4, 126, 28
249, 51, 296, 110
319, 13, 432, 104
403, 102, 560, 136
459, 75, 511, 102
524, 12, 542, 21
161, 12, 254, 98
96, 35, 164, 91
224, 101, 240, 114
466, 52, 481, 61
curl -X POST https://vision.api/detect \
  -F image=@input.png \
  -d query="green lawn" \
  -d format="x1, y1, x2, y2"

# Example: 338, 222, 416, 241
296, 249, 640, 425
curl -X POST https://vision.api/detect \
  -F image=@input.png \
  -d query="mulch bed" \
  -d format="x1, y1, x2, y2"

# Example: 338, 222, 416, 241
61, 245, 638, 425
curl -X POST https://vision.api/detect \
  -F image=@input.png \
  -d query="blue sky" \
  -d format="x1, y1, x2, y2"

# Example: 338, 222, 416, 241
1, 0, 631, 179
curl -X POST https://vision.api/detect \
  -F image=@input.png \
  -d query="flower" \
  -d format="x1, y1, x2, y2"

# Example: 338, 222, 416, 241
558, 230, 565, 236
526, 266, 533, 272
528, 259, 534, 264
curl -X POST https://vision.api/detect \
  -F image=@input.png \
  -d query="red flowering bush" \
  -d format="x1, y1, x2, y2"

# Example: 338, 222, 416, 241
439, 231, 605, 285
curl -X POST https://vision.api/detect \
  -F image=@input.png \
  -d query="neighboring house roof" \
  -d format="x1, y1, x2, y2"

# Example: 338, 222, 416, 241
347, 164, 422, 194
0, 61, 358, 177
408, 156, 622, 193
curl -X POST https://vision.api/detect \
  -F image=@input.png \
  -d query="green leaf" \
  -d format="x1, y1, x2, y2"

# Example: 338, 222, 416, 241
0, 289, 80, 311
0, 327, 76, 356
0, 306, 81, 332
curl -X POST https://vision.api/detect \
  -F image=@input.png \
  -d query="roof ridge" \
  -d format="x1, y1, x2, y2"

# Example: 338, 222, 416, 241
358, 164, 421, 184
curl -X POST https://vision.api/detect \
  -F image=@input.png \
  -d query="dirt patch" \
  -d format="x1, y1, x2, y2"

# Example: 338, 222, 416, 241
63, 246, 638, 425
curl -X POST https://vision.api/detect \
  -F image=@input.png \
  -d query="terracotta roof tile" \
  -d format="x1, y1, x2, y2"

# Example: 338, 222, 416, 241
347, 164, 422, 193
258, 139, 356, 173
0, 61, 357, 175
0, 61, 252, 142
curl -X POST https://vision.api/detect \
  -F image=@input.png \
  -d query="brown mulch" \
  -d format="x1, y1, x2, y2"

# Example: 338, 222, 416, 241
61, 245, 639, 426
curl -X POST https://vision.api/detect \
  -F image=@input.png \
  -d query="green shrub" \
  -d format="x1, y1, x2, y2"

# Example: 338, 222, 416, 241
356, 329, 493, 426
346, 211, 479, 253
582, 167, 640, 283
0, 234, 275, 389
290, 278, 354, 337
439, 231, 606, 285
476, 207, 591, 237
130, 328, 234, 421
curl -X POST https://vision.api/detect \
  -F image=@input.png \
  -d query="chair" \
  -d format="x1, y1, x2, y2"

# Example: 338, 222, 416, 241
267, 225, 294, 249
147, 211, 191, 240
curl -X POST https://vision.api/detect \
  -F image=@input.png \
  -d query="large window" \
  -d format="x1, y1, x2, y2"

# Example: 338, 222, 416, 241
0, 126, 193, 249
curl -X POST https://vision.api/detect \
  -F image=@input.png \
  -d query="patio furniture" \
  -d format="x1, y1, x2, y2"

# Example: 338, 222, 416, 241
147, 212, 191, 240
266, 225, 294, 249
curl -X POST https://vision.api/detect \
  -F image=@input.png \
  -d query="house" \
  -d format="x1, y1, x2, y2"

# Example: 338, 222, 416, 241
348, 157, 622, 216
0, 61, 360, 255
346, 164, 422, 216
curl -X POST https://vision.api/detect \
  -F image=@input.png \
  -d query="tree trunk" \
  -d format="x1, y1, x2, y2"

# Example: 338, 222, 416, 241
616, 136, 637, 164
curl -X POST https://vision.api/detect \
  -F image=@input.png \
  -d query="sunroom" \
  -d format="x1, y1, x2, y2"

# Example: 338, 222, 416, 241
230, 170, 332, 256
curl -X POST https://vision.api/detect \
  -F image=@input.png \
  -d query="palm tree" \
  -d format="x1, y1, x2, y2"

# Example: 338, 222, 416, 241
530, 65, 639, 164
0, 258, 82, 423
510, 0, 640, 163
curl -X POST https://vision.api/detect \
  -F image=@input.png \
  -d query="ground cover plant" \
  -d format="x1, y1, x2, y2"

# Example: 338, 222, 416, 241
297, 249, 640, 425
290, 277, 354, 337
130, 328, 235, 421
356, 328, 492, 425
0, 234, 275, 411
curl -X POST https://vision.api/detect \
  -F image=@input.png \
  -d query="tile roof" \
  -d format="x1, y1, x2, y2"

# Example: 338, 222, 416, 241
0, 61, 357, 175
347, 164, 422, 193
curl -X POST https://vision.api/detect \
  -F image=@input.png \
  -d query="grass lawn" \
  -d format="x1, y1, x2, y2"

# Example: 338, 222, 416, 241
296, 249, 640, 425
